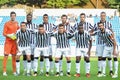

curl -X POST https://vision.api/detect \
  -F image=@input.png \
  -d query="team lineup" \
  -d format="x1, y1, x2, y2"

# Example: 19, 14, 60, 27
2, 11, 119, 78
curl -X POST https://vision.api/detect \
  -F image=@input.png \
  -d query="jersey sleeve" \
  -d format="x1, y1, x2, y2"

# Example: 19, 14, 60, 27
3, 23, 8, 36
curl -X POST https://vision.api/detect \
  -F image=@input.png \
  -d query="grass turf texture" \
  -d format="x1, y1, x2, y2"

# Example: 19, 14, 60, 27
0, 57, 119, 80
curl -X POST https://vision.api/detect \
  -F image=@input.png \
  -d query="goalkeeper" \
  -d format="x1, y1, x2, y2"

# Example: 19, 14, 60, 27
2, 11, 19, 76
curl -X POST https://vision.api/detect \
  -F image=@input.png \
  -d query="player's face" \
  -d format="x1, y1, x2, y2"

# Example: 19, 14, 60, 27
27, 15, 32, 22
38, 27, 44, 34
21, 23, 26, 31
58, 26, 64, 33
98, 23, 104, 31
43, 16, 48, 23
61, 16, 67, 23
78, 26, 84, 33
10, 14, 16, 21
100, 13, 106, 21
80, 15, 85, 22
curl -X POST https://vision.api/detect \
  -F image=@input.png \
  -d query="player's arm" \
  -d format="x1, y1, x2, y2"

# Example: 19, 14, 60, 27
67, 32, 74, 39
3, 23, 9, 37
16, 33, 20, 53
109, 33, 117, 56
88, 35, 92, 56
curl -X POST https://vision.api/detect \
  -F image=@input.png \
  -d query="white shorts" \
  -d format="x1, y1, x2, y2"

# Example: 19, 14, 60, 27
96, 45, 104, 57
76, 48, 89, 57
34, 47, 49, 57
30, 44, 35, 55
49, 45, 52, 55
55, 48, 71, 58
103, 46, 118, 58
17, 47, 31, 56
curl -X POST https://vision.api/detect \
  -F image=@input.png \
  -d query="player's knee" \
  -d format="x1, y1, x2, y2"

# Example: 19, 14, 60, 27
76, 60, 80, 63
67, 61, 71, 63
85, 59, 90, 63
113, 57, 118, 61
60, 55, 63, 60
27, 60, 31, 62
102, 57, 106, 61
98, 57, 102, 61
34, 57, 38, 59
16, 60, 20, 62
4, 54, 8, 57
55, 61, 59, 63
49, 57, 53, 62
108, 57, 112, 61
40, 57, 44, 61
31, 55, 34, 61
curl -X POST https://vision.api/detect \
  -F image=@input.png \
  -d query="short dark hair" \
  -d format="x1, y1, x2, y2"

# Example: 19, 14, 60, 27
80, 13, 86, 17
97, 22, 104, 26
43, 14, 48, 17
27, 13, 32, 17
78, 23, 83, 29
100, 12, 106, 15
39, 24, 44, 28
20, 22, 26, 25
61, 14, 67, 19
58, 23, 64, 28
10, 11, 16, 16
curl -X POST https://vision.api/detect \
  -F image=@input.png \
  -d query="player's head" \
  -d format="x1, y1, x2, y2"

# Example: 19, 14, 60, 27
27, 13, 32, 23
20, 22, 27, 31
100, 12, 106, 21
10, 11, 16, 21
80, 13, 86, 22
98, 22, 104, 31
78, 24, 84, 33
58, 24, 65, 34
38, 24, 45, 34
61, 14, 67, 24
43, 14, 48, 23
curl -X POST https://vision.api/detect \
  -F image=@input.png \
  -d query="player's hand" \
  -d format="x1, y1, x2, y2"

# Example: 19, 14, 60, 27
113, 50, 118, 57
7, 33, 16, 40
87, 51, 90, 57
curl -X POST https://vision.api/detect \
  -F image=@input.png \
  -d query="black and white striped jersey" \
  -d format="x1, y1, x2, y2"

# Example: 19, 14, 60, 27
35, 31, 52, 48
26, 23, 38, 44
74, 31, 92, 48
94, 21, 112, 45
73, 22, 93, 31
16, 29, 32, 47
43, 22, 56, 45
53, 31, 73, 48
96, 29, 114, 47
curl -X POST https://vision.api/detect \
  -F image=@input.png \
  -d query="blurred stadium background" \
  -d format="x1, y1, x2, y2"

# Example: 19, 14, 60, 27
0, 0, 120, 56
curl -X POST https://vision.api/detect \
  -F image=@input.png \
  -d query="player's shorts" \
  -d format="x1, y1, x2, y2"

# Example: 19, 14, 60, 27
17, 46, 31, 56
76, 48, 89, 57
55, 48, 71, 58
96, 45, 104, 57
49, 45, 52, 55
102, 46, 118, 58
34, 47, 49, 57
30, 44, 35, 55
4, 40, 17, 55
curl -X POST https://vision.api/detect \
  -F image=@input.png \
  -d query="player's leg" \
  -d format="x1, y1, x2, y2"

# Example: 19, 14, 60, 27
26, 47, 31, 76
23, 54, 27, 75
97, 56, 102, 76
40, 55, 44, 74
112, 57, 118, 78
74, 48, 81, 77
84, 56, 90, 78
55, 49, 61, 77
16, 53, 21, 76
33, 48, 39, 76
59, 55, 63, 75
44, 48, 50, 77
107, 57, 113, 76
3, 42, 12, 76
49, 46, 54, 74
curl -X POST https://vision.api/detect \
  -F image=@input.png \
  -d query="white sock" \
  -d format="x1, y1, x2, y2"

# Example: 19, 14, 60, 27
102, 60, 106, 74
108, 60, 113, 71
16, 61, 20, 74
50, 61, 54, 72
40, 61, 44, 72
34, 59, 38, 72
98, 60, 102, 72
31, 60, 34, 71
67, 61, 71, 73
76, 62, 80, 73
45, 58, 50, 72
55, 61, 59, 72
59, 60, 62, 72
85, 62, 90, 73
114, 61, 118, 74
27, 61, 31, 74
23, 60, 27, 71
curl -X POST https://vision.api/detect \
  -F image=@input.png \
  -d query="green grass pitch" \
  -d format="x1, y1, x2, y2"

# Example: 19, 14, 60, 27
0, 57, 119, 80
